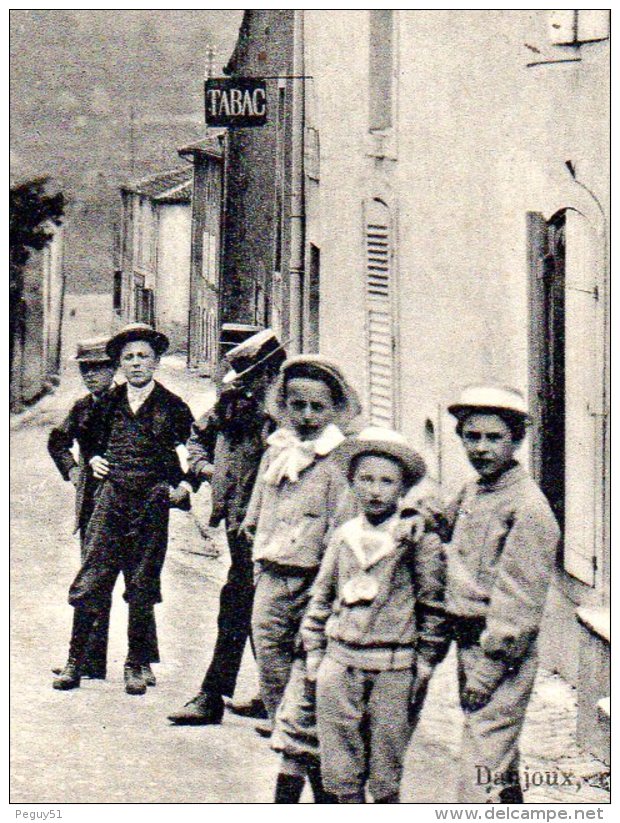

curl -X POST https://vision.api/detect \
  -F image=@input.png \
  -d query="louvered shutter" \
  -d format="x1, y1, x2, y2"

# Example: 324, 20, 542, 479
365, 200, 395, 427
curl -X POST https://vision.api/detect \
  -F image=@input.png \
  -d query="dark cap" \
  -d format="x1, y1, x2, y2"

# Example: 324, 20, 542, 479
75, 337, 114, 364
106, 323, 169, 362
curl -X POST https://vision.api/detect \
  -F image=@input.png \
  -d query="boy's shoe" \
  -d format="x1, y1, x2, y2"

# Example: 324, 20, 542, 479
167, 691, 224, 725
254, 720, 273, 739
53, 659, 81, 690
142, 664, 156, 687
124, 663, 147, 696
227, 695, 268, 720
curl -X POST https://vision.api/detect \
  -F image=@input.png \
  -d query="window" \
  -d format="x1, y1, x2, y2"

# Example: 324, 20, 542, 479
365, 199, 396, 427
369, 11, 393, 132
113, 270, 122, 313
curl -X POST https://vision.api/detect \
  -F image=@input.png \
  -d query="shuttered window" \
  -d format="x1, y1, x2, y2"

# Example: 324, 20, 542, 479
365, 199, 395, 427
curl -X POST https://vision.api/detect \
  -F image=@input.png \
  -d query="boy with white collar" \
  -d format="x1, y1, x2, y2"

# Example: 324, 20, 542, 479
302, 427, 447, 804
243, 355, 361, 802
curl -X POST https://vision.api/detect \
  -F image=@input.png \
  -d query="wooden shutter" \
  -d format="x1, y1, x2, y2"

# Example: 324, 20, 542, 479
365, 200, 395, 426
563, 210, 600, 586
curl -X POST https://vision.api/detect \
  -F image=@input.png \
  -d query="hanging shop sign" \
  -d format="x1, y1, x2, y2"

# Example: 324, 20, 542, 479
204, 78, 268, 128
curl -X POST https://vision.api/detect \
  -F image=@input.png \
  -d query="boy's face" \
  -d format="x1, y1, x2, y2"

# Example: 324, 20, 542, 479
285, 377, 337, 440
352, 454, 405, 518
119, 340, 159, 387
79, 362, 115, 396
460, 412, 518, 479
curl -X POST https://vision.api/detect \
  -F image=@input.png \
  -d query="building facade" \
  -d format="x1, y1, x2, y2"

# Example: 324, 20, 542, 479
10, 222, 65, 409
300, 9, 609, 761
178, 136, 223, 372
220, 10, 295, 342
117, 167, 192, 353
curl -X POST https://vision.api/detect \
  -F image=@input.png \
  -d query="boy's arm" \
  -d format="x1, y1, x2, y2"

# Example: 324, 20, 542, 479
301, 534, 340, 657
411, 531, 450, 667
186, 408, 218, 489
48, 406, 80, 481
479, 498, 560, 665
240, 450, 270, 535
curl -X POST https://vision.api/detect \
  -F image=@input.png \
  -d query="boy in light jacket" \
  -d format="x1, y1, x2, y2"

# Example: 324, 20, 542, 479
302, 427, 447, 804
441, 386, 560, 803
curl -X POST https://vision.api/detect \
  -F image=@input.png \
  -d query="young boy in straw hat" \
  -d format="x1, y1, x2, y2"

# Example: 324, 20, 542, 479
301, 426, 447, 804
439, 385, 560, 803
242, 354, 361, 802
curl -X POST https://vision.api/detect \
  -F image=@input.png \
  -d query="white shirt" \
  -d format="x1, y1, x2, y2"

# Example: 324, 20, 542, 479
127, 380, 155, 414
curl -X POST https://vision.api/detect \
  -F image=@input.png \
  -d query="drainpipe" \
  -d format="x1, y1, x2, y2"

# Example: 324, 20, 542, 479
288, 9, 305, 353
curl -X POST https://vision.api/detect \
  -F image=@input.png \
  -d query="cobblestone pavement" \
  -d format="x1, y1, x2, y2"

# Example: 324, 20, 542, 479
10, 361, 610, 804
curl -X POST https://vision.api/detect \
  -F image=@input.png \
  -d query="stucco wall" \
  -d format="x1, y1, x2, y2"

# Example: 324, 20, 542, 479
156, 204, 191, 353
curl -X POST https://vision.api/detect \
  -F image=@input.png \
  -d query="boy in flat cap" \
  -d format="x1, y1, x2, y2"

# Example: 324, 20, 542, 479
48, 338, 118, 679
439, 386, 560, 803
302, 427, 446, 804
53, 323, 193, 696
168, 328, 286, 726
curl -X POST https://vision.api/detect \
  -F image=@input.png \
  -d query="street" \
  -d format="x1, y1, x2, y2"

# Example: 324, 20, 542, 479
10, 362, 610, 804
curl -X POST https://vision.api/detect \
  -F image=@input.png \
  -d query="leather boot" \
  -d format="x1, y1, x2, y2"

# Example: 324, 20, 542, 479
53, 658, 81, 690
167, 691, 224, 724
124, 663, 147, 696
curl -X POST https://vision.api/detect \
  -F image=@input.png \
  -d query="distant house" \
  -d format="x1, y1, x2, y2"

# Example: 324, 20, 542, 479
117, 167, 192, 353
10, 222, 65, 409
177, 135, 224, 372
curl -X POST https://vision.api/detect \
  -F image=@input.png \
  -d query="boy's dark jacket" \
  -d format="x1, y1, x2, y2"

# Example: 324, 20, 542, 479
186, 383, 274, 531
48, 391, 111, 533
79, 381, 193, 489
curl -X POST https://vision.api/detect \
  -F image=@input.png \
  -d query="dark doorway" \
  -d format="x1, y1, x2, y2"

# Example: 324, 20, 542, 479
528, 210, 566, 533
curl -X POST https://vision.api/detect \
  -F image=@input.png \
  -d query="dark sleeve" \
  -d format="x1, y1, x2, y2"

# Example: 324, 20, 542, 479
186, 408, 218, 486
47, 407, 80, 481
411, 532, 450, 666
173, 398, 194, 446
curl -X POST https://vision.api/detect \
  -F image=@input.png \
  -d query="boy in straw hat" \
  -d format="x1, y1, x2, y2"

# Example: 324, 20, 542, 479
168, 328, 286, 726
242, 354, 361, 802
53, 323, 194, 697
301, 427, 446, 804
438, 385, 560, 803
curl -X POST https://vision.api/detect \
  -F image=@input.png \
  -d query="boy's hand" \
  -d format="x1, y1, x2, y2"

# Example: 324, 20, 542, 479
68, 466, 80, 488
169, 483, 191, 509
306, 651, 324, 682
89, 455, 109, 479
461, 685, 493, 713
397, 513, 425, 543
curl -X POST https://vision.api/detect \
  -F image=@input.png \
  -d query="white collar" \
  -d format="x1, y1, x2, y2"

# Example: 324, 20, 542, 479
126, 380, 155, 409
340, 512, 401, 570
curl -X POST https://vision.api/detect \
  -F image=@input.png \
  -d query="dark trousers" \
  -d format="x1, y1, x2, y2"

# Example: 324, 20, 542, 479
200, 529, 255, 698
69, 479, 169, 664
78, 529, 159, 672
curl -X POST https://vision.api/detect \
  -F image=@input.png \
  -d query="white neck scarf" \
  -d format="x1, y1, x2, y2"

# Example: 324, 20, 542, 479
127, 380, 155, 413
340, 513, 400, 570
263, 423, 345, 485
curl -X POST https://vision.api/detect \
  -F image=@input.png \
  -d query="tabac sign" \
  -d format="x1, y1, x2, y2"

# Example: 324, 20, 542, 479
204, 78, 267, 128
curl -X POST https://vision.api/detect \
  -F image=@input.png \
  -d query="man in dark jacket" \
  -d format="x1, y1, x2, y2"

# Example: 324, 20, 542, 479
48, 337, 159, 679
53, 323, 194, 696
168, 328, 286, 725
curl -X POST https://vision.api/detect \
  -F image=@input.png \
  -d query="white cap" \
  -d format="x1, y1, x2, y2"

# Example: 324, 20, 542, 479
448, 385, 530, 419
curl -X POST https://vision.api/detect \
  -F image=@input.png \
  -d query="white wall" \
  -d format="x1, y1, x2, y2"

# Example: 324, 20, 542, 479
156, 203, 191, 352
